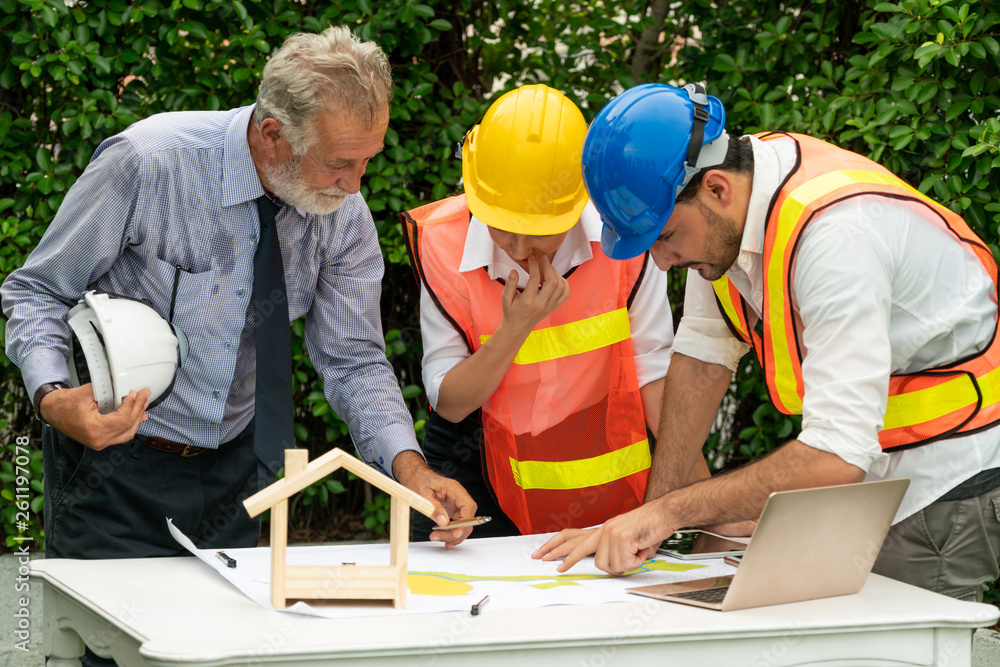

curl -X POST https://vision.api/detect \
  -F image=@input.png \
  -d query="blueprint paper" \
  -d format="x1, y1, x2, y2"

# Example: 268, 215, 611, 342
167, 519, 736, 618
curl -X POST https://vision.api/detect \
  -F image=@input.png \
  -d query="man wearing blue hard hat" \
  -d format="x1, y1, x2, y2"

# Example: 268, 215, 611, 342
534, 82, 1000, 601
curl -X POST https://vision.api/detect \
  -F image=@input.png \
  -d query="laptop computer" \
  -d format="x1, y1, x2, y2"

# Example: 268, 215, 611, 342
627, 478, 909, 611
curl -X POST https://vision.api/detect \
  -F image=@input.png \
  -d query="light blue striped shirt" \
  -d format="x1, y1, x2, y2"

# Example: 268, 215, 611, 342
1, 105, 419, 475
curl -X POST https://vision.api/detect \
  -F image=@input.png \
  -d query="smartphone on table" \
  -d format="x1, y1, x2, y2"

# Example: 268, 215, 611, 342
656, 529, 748, 560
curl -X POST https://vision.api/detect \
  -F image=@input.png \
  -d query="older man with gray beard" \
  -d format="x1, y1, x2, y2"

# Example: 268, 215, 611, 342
2, 26, 474, 595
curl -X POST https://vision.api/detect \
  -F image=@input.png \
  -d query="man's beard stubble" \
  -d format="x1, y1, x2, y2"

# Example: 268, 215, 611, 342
691, 199, 743, 281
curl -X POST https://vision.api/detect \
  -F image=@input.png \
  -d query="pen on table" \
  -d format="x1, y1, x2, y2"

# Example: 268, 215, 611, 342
442, 516, 492, 530
471, 595, 489, 615
216, 551, 237, 568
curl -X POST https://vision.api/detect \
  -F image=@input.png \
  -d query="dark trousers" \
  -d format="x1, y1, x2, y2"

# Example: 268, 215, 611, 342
43, 422, 261, 559
412, 410, 520, 540
44, 423, 262, 666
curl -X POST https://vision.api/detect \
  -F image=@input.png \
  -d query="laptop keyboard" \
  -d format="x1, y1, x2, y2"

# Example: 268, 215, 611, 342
671, 586, 729, 604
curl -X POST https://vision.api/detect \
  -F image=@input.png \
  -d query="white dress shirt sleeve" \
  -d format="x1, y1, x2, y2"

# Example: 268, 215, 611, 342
673, 269, 751, 371
627, 258, 675, 387
792, 199, 896, 475
420, 284, 472, 410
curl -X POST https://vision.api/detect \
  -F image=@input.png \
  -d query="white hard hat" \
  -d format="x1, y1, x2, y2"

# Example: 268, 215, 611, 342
66, 290, 188, 414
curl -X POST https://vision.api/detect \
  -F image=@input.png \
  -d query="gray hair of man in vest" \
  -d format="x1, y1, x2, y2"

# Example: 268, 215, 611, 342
253, 25, 392, 157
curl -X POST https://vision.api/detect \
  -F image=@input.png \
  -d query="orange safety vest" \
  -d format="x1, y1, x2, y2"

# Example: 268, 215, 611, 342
713, 132, 1000, 451
403, 195, 651, 534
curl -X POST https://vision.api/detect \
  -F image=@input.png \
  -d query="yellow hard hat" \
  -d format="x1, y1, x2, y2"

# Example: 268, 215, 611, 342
463, 84, 589, 235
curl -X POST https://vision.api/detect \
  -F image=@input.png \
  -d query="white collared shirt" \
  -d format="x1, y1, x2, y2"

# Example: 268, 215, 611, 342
675, 135, 1000, 522
420, 201, 674, 407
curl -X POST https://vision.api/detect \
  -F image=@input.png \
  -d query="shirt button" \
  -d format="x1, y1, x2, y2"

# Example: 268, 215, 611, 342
251, 233, 258, 241
212, 391, 220, 399
238, 289, 245, 297
224, 342, 232, 351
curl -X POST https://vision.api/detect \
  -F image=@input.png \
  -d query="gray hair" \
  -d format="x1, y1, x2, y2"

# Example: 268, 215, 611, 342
254, 25, 392, 156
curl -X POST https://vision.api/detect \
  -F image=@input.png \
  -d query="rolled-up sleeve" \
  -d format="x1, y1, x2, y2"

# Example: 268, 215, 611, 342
672, 270, 750, 371
793, 203, 893, 476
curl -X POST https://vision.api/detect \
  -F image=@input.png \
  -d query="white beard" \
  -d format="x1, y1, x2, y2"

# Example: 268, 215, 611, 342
266, 154, 349, 216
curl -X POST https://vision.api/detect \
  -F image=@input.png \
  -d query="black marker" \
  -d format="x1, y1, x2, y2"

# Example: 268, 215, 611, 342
216, 551, 237, 568
471, 595, 489, 615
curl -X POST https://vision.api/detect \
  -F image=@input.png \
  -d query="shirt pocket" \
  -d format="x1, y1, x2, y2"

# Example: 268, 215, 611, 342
147, 255, 216, 346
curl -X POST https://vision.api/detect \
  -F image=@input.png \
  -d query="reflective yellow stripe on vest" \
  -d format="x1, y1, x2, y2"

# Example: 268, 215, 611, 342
883, 367, 1000, 430
713, 278, 750, 342
480, 308, 630, 365
509, 439, 651, 490
768, 170, 938, 414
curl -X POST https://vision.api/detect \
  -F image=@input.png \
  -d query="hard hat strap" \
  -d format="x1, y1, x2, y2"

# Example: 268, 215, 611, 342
681, 82, 710, 189
169, 265, 182, 324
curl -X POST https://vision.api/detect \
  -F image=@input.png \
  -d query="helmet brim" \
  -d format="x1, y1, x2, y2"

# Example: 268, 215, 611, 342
600, 216, 665, 260
468, 191, 589, 236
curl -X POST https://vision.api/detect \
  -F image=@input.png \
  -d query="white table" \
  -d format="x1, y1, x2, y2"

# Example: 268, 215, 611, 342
32, 553, 998, 667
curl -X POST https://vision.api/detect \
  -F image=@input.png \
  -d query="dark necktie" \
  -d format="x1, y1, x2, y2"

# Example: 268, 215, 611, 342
253, 195, 294, 488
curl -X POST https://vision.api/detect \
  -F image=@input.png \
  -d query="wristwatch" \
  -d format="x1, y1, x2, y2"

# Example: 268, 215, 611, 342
33, 381, 71, 424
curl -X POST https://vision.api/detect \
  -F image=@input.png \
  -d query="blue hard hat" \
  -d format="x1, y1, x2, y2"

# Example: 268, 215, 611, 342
582, 83, 727, 260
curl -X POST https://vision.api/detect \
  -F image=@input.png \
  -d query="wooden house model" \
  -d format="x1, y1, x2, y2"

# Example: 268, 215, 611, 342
243, 447, 436, 609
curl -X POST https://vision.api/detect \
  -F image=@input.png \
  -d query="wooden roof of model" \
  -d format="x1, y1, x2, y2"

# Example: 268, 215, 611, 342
243, 447, 436, 519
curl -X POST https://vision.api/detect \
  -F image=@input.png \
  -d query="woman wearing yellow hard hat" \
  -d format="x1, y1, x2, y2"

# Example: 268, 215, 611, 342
403, 84, 677, 538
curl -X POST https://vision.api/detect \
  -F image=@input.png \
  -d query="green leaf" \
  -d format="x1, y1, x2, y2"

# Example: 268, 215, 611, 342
982, 36, 1000, 56
183, 21, 210, 42
891, 76, 913, 92
971, 70, 986, 96
429, 19, 452, 31
294, 423, 308, 442
916, 84, 938, 105
875, 108, 898, 125
93, 55, 111, 75
35, 147, 53, 171
413, 4, 434, 18
40, 4, 57, 27
713, 53, 737, 72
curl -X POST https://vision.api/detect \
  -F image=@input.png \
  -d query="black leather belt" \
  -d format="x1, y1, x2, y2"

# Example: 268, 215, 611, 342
144, 436, 208, 457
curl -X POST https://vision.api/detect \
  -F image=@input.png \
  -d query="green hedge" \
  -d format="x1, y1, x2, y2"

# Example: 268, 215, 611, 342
1, 0, 998, 577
